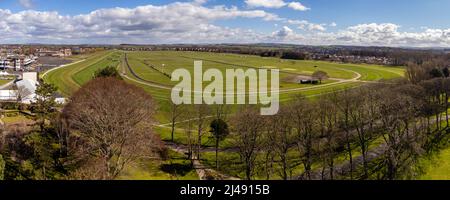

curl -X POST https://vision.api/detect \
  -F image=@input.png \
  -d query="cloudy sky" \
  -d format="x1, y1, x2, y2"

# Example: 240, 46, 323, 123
0, 0, 449, 47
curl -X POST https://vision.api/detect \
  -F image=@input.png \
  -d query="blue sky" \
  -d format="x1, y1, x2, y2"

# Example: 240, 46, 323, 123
0, 0, 449, 46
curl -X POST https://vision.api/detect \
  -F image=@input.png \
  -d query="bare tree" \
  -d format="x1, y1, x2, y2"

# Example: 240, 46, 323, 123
349, 86, 380, 178
289, 96, 317, 180
443, 78, 450, 127
184, 114, 194, 165
266, 108, 295, 180
231, 107, 264, 180
169, 102, 184, 142
378, 87, 424, 180
317, 97, 339, 180
312, 70, 329, 84
63, 77, 161, 180
192, 104, 209, 160
330, 90, 355, 179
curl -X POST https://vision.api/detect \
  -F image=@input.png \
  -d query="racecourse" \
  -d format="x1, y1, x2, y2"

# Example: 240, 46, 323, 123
42, 50, 409, 180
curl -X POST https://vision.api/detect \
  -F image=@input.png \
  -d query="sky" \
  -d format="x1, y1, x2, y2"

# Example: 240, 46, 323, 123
0, 0, 449, 47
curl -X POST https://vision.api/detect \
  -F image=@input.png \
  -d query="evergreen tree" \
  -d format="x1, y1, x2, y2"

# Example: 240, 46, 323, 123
94, 66, 122, 79
210, 119, 229, 170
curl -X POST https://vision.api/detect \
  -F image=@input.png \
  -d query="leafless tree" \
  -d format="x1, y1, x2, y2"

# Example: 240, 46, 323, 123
289, 96, 317, 180
184, 114, 194, 164
169, 102, 184, 142
312, 70, 329, 84
194, 104, 209, 160
266, 108, 295, 180
63, 77, 161, 180
378, 87, 424, 180
231, 107, 264, 180
330, 89, 355, 179
443, 78, 450, 127
317, 97, 339, 180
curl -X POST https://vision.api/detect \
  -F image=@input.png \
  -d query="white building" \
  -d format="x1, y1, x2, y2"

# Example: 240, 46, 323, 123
0, 72, 66, 104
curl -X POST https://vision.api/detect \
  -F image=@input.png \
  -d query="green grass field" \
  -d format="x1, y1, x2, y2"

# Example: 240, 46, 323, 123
43, 50, 118, 96
419, 147, 450, 180
118, 150, 199, 180
44, 50, 405, 101
43, 50, 406, 179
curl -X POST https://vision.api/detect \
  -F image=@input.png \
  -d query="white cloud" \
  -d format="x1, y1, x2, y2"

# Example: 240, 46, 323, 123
287, 2, 310, 11
0, 2, 449, 47
273, 26, 293, 37
266, 23, 450, 47
192, 0, 208, 5
0, 2, 280, 44
287, 20, 326, 31
330, 22, 337, 27
19, 0, 33, 9
245, 0, 287, 8
314, 23, 450, 47
270, 26, 304, 41
245, 0, 310, 11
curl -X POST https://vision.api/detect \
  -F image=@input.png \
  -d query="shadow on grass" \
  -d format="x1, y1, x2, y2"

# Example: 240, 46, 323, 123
160, 163, 194, 176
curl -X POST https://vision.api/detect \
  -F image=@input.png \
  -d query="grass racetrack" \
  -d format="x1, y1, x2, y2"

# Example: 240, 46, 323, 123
43, 50, 407, 180
43, 50, 118, 96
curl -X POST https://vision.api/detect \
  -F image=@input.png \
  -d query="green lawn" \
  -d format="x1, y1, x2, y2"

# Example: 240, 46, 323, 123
41, 50, 410, 180
43, 50, 116, 96
419, 147, 450, 180
0, 79, 12, 86
176, 51, 405, 81
72, 52, 122, 85
118, 150, 199, 180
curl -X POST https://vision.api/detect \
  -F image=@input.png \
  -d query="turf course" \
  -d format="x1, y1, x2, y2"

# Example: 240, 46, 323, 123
43, 50, 119, 96
43, 50, 405, 122
43, 50, 407, 179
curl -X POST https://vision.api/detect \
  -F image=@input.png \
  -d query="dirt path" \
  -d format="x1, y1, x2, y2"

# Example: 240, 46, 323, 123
166, 142, 240, 180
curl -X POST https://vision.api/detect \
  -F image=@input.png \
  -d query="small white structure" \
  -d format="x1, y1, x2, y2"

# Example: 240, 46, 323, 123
0, 71, 10, 76
22, 72, 38, 83
0, 72, 66, 104
0, 72, 38, 104
16, 78, 38, 104
0, 90, 18, 101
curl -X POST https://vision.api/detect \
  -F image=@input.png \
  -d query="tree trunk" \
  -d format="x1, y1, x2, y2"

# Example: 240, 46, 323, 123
171, 120, 176, 142
246, 164, 252, 180
346, 133, 353, 180
215, 138, 219, 170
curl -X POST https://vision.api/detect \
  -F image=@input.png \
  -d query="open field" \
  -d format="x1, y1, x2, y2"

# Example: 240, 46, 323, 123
43, 50, 407, 179
43, 50, 405, 123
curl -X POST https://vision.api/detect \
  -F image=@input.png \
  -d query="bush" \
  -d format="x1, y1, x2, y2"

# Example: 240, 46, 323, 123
94, 66, 122, 79
5, 112, 19, 117
1, 102, 19, 110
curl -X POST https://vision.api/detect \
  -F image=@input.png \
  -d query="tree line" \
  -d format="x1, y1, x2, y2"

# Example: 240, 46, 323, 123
165, 60, 449, 180
223, 60, 450, 180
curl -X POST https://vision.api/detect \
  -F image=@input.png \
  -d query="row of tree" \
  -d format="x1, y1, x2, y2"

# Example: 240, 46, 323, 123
229, 76, 449, 180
